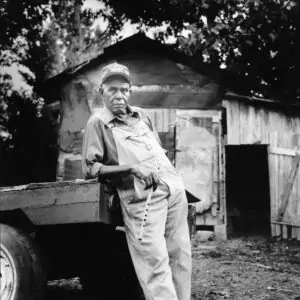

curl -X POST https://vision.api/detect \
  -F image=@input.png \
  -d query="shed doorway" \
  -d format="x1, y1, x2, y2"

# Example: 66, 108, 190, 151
225, 145, 271, 237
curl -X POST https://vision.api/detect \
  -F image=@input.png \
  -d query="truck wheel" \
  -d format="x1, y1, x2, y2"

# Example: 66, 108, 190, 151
0, 224, 46, 300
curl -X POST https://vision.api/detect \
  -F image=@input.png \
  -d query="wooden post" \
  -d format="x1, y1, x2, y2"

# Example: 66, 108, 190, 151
187, 204, 196, 239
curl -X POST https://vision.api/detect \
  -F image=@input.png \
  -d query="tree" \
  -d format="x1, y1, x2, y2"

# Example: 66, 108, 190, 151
0, 0, 55, 185
0, 0, 108, 185
99, 0, 300, 100
44, 0, 111, 77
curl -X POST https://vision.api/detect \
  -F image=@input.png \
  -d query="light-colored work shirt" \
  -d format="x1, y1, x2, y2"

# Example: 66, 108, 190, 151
82, 105, 160, 179
82, 105, 183, 208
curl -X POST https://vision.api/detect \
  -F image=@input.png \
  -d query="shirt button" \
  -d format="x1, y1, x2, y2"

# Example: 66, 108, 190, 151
145, 143, 152, 151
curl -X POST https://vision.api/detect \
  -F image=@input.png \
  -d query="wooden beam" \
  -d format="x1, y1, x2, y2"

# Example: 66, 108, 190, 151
0, 180, 99, 211
269, 147, 300, 157
271, 220, 300, 228
131, 84, 218, 94
23, 202, 100, 225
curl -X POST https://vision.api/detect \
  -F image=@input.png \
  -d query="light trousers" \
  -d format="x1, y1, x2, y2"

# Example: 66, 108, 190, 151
121, 182, 192, 300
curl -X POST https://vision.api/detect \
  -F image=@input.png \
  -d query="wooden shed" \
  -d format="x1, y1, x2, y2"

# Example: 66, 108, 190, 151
43, 34, 300, 241
223, 94, 300, 240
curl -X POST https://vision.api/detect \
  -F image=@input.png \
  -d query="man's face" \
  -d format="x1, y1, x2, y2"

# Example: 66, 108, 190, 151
101, 75, 131, 115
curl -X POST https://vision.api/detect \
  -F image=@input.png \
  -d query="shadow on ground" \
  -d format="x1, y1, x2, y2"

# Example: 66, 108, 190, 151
46, 278, 83, 300
46, 276, 144, 300
46, 237, 300, 300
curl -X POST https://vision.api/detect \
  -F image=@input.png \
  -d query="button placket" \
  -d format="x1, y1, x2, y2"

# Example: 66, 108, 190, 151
138, 188, 153, 241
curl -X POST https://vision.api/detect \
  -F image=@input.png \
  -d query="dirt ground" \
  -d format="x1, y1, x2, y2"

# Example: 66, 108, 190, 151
46, 236, 300, 300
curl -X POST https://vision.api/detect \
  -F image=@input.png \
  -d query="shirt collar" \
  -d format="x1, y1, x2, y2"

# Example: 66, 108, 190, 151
99, 105, 138, 125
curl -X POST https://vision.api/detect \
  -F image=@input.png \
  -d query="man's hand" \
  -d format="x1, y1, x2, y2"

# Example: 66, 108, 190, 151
131, 164, 159, 191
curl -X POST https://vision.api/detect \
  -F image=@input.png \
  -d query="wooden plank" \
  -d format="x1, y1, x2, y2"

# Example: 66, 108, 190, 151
287, 155, 298, 225
271, 135, 279, 234
211, 202, 217, 217
163, 109, 169, 132
275, 224, 282, 237
225, 100, 240, 145
23, 202, 100, 225
296, 163, 300, 226
271, 220, 300, 227
218, 121, 226, 226
282, 154, 291, 223
277, 155, 300, 221
268, 152, 276, 227
278, 153, 283, 223
271, 224, 276, 237
0, 182, 100, 211
212, 122, 220, 220
0, 179, 96, 192
282, 225, 288, 239
245, 105, 261, 144
239, 101, 247, 144
272, 139, 281, 238
292, 227, 298, 239
278, 131, 284, 148
188, 205, 196, 238
269, 147, 300, 156
131, 84, 217, 94
158, 110, 164, 132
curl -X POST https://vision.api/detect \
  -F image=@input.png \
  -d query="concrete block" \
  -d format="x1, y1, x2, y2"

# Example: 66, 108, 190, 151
195, 230, 215, 242
214, 224, 227, 241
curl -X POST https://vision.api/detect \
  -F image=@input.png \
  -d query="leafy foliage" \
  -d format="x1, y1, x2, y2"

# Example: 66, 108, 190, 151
44, 0, 111, 76
100, 0, 300, 100
0, 0, 107, 185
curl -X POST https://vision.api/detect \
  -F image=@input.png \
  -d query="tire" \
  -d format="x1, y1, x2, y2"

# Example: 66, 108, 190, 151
0, 224, 46, 300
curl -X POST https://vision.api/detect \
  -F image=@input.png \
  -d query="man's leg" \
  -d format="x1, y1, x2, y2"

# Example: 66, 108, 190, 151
121, 183, 178, 300
165, 186, 192, 300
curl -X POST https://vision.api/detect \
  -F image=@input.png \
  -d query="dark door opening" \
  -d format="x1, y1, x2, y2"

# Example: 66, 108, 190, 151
225, 145, 271, 237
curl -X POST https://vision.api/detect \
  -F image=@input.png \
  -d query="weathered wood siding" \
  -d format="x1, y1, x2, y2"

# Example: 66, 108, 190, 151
269, 148, 300, 240
225, 99, 300, 240
56, 54, 219, 181
224, 100, 300, 148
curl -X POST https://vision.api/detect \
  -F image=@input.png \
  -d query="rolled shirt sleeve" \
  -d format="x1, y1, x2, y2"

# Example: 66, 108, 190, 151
82, 116, 104, 179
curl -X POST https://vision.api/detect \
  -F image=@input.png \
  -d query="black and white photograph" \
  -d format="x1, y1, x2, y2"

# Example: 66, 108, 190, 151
0, 1, 300, 299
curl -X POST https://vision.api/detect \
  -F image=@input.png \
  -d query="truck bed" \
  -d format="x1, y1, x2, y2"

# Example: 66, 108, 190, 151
0, 179, 115, 225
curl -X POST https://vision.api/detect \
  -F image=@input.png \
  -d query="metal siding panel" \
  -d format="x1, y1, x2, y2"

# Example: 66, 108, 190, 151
175, 110, 221, 226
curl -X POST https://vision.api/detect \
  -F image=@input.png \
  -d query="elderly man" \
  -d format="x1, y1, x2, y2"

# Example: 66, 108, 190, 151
82, 62, 191, 300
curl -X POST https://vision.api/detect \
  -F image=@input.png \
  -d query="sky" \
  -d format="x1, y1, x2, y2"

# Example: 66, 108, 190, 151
83, 0, 138, 40
5, 0, 180, 96
82, 0, 178, 43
